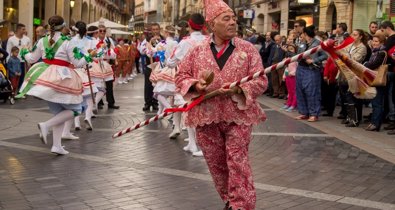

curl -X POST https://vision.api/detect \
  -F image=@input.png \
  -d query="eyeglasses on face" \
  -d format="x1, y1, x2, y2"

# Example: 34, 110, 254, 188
99, 29, 106, 33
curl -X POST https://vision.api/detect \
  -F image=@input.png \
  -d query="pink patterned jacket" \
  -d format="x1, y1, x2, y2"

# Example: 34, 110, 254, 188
176, 37, 268, 128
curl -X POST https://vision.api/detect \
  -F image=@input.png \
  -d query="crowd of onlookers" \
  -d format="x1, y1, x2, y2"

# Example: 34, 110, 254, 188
245, 20, 395, 134
2, 19, 395, 135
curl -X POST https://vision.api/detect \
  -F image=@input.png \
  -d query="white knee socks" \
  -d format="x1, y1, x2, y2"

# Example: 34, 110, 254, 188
74, 116, 81, 129
184, 127, 198, 152
43, 110, 74, 129
157, 95, 171, 110
95, 91, 105, 108
85, 98, 94, 121
62, 119, 73, 136
173, 112, 181, 133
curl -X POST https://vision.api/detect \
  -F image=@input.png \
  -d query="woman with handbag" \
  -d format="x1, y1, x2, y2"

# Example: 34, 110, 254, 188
364, 34, 387, 131
340, 29, 368, 127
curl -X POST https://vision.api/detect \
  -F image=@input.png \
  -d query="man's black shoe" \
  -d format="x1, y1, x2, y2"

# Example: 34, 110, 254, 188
142, 105, 150, 111
108, 105, 120, 109
384, 123, 395, 130
152, 105, 159, 111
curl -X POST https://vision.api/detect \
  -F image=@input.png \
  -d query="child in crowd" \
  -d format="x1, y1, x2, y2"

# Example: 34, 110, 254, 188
281, 44, 298, 112
7, 46, 21, 95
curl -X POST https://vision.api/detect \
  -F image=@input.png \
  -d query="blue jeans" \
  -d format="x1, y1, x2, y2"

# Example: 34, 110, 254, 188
387, 72, 395, 121
371, 86, 386, 128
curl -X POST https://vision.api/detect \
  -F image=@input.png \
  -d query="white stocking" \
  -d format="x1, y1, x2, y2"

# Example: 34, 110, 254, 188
42, 110, 74, 130
157, 94, 171, 109
74, 116, 81, 128
62, 119, 73, 136
85, 97, 94, 120
52, 123, 65, 148
157, 103, 164, 115
95, 91, 105, 107
187, 127, 197, 151
173, 112, 181, 132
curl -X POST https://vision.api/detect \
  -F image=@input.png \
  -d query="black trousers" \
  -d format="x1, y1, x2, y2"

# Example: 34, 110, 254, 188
144, 67, 157, 107
99, 80, 115, 106
135, 57, 140, 73
322, 82, 338, 115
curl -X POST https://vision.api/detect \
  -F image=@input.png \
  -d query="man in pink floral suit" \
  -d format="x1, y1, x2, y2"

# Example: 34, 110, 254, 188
175, 1, 268, 209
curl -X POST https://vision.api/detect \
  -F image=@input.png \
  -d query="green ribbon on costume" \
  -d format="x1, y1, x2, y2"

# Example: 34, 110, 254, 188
15, 63, 49, 99
73, 47, 84, 60
19, 48, 30, 61
43, 36, 67, 60
73, 47, 93, 63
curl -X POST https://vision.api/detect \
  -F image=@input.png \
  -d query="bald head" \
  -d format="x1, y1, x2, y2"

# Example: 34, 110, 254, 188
36, 26, 45, 39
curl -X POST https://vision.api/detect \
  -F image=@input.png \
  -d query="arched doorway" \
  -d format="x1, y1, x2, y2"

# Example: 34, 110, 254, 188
82, 2, 89, 23
71, 0, 82, 22
326, 2, 337, 31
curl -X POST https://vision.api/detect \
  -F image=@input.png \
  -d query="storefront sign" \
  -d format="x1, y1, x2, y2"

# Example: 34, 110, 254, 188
244, 9, 254, 19
33, 18, 41, 25
298, 0, 314, 3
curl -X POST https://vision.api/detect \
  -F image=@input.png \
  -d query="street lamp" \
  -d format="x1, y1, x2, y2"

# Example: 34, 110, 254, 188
70, 0, 75, 8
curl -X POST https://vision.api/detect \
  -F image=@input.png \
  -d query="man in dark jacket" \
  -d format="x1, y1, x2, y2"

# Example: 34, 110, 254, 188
260, 31, 275, 96
268, 34, 285, 98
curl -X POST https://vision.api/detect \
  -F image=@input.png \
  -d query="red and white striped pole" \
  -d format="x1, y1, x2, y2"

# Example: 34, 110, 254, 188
112, 44, 323, 138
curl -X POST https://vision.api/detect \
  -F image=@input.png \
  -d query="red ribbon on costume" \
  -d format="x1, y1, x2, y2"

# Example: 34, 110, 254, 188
96, 39, 104, 49
216, 40, 230, 59
163, 95, 205, 113
43, 59, 71, 67
188, 19, 204, 30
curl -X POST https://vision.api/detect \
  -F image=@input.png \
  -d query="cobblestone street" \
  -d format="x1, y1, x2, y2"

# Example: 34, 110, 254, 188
0, 75, 395, 210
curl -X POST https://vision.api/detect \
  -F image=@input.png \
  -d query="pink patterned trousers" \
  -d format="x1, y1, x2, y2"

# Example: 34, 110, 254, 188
196, 122, 256, 210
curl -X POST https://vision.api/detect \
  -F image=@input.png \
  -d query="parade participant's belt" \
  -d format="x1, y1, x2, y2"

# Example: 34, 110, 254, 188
43, 59, 71, 67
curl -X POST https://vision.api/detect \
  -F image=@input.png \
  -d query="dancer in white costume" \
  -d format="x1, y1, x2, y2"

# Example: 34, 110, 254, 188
87, 25, 116, 112
17, 16, 95, 155
151, 25, 179, 115
67, 21, 98, 133
167, 13, 207, 156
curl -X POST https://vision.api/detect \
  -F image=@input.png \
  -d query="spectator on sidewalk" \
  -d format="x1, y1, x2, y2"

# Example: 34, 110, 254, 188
281, 43, 298, 112
295, 25, 327, 122
6, 47, 21, 96
6, 24, 31, 90
364, 34, 387, 132
259, 31, 274, 96
340, 29, 368, 127
380, 21, 395, 129
268, 34, 286, 99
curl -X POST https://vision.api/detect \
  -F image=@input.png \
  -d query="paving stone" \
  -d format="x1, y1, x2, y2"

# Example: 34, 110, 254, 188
0, 76, 394, 210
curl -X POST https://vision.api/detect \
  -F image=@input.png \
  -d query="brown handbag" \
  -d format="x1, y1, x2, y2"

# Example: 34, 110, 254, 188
371, 51, 388, 87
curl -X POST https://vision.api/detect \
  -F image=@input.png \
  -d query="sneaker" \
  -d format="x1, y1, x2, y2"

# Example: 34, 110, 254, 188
38, 123, 48, 145
184, 143, 198, 153
183, 144, 191, 152
51, 146, 69, 155
84, 119, 93, 131
117, 80, 123, 84
286, 106, 295, 112
192, 151, 204, 157
61, 133, 80, 140
280, 105, 289, 110
169, 129, 181, 139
